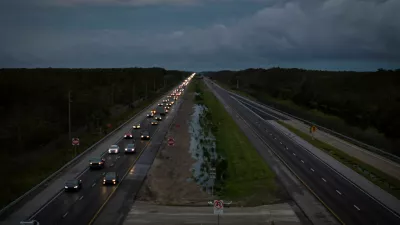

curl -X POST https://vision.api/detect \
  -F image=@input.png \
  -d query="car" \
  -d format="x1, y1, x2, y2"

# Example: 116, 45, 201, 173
163, 99, 168, 103
151, 120, 158, 125
108, 145, 120, 154
64, 179, 82, 192
133, 124, 141, 129
141, 131, 150, 140
124, 133, 133, 139
146, 113, 154, 118
89, 157, 105, 169
103, 172, 119, 185
165, 106, 170, 110
158, 103, 164, 106
154, 114, 162, 121
151, 109, 156, 114
124, 143, 135, 153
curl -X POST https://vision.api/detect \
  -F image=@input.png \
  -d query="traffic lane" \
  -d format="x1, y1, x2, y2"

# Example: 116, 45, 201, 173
229, 92, 288, 120
50, 137, 152, 225
58, 124, 161, 225
31, 153, 121, 223
32, 98, 171, 224
237, 98, 400, 225
222, 87, 400, 225
38, 120, 160, 225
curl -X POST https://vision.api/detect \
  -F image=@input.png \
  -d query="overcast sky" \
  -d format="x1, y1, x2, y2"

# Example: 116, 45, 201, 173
0, 0, 399, 71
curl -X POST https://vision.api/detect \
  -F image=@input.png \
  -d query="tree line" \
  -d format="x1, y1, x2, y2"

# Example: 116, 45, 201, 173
0, 68, 190, 155
206, 68, 400, 156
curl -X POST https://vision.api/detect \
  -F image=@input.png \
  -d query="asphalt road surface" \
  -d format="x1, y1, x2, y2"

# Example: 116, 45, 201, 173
206, 79, 400, 225
29, 104, 177, 225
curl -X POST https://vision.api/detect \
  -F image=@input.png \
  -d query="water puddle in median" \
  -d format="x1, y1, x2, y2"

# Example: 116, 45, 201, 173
188, 103, 220, 193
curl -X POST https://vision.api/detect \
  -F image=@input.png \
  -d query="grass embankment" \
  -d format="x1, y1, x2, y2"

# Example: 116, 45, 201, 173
194, 79, 280, 205
0, 90, 169, 211
277, 121, 400, 199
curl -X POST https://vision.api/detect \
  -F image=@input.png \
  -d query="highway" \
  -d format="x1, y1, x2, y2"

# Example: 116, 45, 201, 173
24, 86, 188, 225
205, 79, 400, 225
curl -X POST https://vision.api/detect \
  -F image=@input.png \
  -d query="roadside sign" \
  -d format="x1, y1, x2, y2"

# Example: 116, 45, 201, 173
168, 138, 175, 146
310, 125, 317, 133
72, 138, 80, 146
214, 200, 224, 214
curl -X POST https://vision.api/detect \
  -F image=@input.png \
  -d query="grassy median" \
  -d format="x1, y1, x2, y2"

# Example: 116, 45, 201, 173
277, 121, 400, 199
194, 79, 282, 205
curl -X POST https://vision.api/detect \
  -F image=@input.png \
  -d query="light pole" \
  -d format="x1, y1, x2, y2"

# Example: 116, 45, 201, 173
68, 90, 72, 142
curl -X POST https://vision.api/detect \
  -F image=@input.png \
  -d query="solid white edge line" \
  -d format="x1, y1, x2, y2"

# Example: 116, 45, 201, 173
354, 205, 361, 211
28, 190, 64, 219
336, 190, 342, 195
227, 93, 400, 218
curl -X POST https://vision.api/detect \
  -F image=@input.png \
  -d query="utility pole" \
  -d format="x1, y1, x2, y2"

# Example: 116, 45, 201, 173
145, 81, 148, 99
68, 90, 72, 142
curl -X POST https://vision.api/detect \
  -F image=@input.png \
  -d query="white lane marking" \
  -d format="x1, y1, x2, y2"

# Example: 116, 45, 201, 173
79, 196, 84, 200
269, 133, 272, 135
354, 205, 361, 211
280, 142, 282, 144
92, 183, 96, 187
63, 212, 69, 218
322, 178, 327, 182
301, 160, 305, 163
102, 172, 106, 175
110, 163, 115, 167
29, 189, 64, 219
286, 147, 288, 149
292, 153, 296, 156
336, 190, 342, 195
310, 168, 315, 172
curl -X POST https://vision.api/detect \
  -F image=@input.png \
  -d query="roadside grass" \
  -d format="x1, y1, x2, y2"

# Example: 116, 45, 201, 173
215, 81, 392, 154
0, 89, 172, 210
277, 121, 400, 199
196, 80, 281, 205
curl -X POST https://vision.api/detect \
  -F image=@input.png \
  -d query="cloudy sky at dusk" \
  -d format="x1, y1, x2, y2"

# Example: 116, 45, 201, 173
1, 0, 399, 71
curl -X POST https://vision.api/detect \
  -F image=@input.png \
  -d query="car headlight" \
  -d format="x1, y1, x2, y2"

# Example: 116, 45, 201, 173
112, 179, 116, 182
103, 179, 106, 182
141, 135, 144, 138
65, 186, 68, 189
125, 148, 128, 151
147, 136, 150, 138
99, 161, 103, 164
74, 186, 78, 188
90, 162, 92, 164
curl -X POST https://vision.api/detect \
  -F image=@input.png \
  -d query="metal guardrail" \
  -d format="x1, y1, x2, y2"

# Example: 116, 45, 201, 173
0, 87, 177, 219
211, 79, 400, 165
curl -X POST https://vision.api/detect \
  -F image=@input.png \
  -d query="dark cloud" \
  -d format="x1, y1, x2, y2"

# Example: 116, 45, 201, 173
0, 0, 399, 70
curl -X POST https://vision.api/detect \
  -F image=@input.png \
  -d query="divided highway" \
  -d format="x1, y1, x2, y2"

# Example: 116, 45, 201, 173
9, 75, 196, 225
206, 79, 400, 225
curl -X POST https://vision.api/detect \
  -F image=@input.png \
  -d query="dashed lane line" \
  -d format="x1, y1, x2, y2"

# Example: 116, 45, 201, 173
322, 178, 327, 183
354, 205, 361, 211
79, 196, 84, 200
92, 183, 96, 187
336, 190, 342, 195
301, 160, 305, 163
63, 212, 69, 218
310, 168, 315, 172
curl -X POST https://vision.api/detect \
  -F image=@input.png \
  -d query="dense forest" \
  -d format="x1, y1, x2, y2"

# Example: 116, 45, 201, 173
0, 68, 189, 155
206, 68, 400, 156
